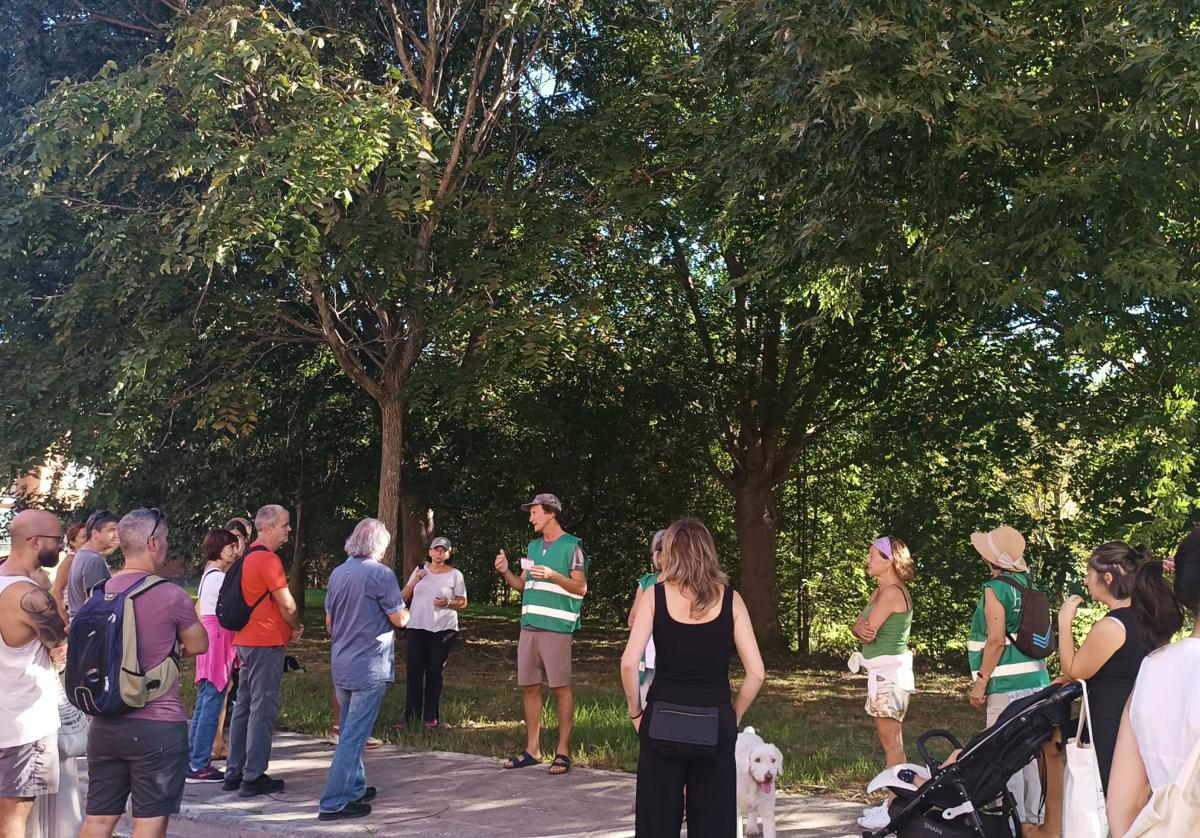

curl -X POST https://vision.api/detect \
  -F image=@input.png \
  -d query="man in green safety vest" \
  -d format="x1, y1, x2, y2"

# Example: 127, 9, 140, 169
494, 493, 588, 775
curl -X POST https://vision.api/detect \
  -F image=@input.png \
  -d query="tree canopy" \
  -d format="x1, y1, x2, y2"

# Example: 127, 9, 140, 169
3, 0, 1199, 657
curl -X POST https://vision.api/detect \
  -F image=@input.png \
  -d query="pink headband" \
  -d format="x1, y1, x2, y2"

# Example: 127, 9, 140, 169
872, 537, 893, 560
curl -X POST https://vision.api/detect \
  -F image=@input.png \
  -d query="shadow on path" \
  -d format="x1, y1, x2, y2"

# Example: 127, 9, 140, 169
96, 732, 862, 837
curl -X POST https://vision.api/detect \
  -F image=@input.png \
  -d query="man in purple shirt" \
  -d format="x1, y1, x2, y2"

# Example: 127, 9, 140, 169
79, 510, 208, 838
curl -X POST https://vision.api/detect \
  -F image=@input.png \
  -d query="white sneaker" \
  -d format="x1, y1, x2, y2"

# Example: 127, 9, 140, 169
857, 804, 892, 830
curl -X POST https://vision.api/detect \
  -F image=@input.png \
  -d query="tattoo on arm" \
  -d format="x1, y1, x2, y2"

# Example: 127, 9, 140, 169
20, 587, 68, 650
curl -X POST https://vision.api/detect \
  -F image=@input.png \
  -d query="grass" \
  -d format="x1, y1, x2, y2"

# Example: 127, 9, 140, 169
182, 592, 983, 800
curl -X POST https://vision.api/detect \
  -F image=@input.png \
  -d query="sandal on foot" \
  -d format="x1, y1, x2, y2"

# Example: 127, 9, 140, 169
502, 750, 540, 769
548, 753, 572, 775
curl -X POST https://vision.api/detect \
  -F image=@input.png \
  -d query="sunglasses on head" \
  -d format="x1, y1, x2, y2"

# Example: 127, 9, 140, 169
147, 508, 164, 541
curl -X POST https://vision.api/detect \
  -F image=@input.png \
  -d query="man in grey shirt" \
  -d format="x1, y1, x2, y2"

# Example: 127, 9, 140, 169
66, 510, 120, 621
318, 518, 409, 821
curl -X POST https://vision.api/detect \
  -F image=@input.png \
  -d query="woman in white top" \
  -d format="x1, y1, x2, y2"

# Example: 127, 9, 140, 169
186, 528, 241, 782
399, 536, 467, 729
1107, 527, 1200, 836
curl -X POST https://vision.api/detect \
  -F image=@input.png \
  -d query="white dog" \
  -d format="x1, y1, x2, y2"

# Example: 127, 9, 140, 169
735, 726, 783, 838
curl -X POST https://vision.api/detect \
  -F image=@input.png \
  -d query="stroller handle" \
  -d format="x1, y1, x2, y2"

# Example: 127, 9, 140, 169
916, 728, 963, 769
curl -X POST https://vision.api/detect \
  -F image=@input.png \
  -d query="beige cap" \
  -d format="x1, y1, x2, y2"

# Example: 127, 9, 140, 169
970, 526, 1028, 572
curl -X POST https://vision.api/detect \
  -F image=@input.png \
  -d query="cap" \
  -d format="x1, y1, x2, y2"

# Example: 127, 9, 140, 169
521, 493, 563, 514
970, 526, 1028, 573
430, 536, 452, 551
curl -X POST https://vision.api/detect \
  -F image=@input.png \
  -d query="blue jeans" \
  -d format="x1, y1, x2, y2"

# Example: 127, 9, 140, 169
188, 679, 228, 771
319, 681, 389, 813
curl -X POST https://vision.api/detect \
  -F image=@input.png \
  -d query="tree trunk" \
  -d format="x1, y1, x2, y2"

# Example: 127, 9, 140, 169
797, 462, 812, 654
735, 478, 783, 654
377, 398, 404, 568
400, 491, 433, 582
287, 497, 308, 615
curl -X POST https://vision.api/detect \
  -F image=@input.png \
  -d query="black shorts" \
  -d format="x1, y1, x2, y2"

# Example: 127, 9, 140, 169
86, 717, 188, 818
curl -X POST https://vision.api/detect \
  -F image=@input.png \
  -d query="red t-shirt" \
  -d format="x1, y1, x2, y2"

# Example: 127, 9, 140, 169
234, 544, 291, 647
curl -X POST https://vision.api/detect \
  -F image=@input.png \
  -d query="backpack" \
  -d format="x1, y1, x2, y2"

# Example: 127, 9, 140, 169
994, 574, 1055, 659
216, 544, 270, 631
65, 574, 181, 716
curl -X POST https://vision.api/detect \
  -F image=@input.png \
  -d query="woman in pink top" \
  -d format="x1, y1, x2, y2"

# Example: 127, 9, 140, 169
186, 529, 240, 782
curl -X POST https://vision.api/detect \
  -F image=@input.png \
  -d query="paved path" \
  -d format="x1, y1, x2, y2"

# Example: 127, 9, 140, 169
104, 732, 864, 837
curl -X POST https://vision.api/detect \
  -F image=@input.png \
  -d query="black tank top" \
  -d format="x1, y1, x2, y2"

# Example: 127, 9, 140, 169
1089, 607, 1149, 725
648, 582, 734, 707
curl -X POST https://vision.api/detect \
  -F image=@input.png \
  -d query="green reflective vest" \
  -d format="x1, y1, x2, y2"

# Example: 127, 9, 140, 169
520, 533, 585, 633
968, 573, 1050, 695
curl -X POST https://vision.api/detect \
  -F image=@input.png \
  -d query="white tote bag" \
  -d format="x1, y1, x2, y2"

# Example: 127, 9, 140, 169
1125, 733, 1200, 837
1063, 680, 1108, 838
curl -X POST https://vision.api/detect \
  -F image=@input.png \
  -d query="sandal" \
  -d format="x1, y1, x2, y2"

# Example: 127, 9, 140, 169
548, 753, 572, 775
502, 750, 540, 769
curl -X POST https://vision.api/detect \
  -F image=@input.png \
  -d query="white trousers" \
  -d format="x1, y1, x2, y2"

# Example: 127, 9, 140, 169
986, 689, 1044, 825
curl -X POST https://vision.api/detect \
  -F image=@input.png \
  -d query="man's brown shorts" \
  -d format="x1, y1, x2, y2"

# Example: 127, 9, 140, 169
0, 736, 58, 799
517, 629, 573, 688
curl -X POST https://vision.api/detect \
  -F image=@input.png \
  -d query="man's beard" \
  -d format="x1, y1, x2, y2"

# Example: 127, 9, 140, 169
37, 547, 60, 568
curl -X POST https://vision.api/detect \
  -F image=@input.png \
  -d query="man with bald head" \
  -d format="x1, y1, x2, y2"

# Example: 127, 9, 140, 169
0, 509, 67, 838
223, 504, 303, 797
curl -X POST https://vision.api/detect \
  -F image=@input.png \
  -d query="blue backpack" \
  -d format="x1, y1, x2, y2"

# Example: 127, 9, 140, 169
65, 574, 181, 716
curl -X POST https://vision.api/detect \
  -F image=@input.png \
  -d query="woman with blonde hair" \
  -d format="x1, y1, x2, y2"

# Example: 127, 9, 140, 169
850, 535, 916, 832
621, 518, 765, 837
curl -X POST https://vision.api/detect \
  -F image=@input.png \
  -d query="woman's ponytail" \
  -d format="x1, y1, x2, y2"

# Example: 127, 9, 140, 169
1131, 559, 1184, 649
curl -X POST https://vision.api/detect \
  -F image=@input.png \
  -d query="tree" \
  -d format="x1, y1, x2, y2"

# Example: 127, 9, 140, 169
9, 2, 588, 566
552, 0, 1200, 649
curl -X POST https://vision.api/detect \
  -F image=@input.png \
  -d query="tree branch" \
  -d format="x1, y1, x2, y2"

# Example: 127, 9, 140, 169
70, 1, 165, 35
302, 274, 384, 402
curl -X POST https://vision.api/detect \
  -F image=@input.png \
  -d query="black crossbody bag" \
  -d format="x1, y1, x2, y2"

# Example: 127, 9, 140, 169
647, 701, 720, 759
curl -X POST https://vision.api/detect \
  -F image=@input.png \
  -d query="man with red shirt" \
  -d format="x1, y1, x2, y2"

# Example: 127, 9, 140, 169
222, 505, 303, 797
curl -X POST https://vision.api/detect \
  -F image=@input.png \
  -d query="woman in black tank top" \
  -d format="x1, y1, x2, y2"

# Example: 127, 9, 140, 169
620, 518, 765, 837
1057, 542, 1166, 791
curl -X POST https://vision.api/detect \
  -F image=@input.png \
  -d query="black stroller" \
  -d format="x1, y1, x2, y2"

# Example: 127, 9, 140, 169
862, 681, 1081, 838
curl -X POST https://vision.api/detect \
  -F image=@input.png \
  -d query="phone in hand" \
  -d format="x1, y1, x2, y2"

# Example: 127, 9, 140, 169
1065, 575, 1087, 599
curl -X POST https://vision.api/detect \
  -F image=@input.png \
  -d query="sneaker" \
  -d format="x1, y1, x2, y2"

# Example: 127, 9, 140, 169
186, 766, 225, 784
365, 736, 384, 750
857, 804, 892, 830
238, 774, 286, 798
318, 800, 372, 821
390, 721, 408, 732
861, 802, 888, 816
355, 786, 377, 804
425, 720, 446, 730
327, 726, 340, 746
221, 773, 242, 792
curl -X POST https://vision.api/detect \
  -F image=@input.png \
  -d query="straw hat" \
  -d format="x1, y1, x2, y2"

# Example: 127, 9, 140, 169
970, 526, 1028, 573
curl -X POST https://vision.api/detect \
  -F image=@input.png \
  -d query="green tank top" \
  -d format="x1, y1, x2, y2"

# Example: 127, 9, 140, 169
860, 587, 913, 658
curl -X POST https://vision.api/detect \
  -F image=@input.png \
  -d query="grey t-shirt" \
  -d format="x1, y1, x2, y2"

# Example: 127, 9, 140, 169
325, 556, 405, 691
405, 567, 467, 633
67, 548, 111, 621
